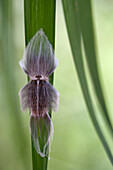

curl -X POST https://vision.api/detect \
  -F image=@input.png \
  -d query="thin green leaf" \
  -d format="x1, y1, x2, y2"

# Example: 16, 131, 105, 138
24, 0, 56, 169
78, 0, 112, 136
62, 0, 113, 165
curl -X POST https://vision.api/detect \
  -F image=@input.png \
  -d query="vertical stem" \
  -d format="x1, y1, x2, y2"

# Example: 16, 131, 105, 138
24, 0, 56, 169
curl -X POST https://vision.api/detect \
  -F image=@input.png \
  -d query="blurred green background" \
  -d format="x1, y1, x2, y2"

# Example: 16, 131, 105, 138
0, 0, 113, 170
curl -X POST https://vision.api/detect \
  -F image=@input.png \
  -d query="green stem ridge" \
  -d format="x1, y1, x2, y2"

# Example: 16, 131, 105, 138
24, 0, 56, 169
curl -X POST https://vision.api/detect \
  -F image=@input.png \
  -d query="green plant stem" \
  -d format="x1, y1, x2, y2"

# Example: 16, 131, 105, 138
24, 0, 56, 169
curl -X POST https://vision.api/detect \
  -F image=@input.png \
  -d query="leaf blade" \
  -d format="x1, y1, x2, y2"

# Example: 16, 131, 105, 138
62, 0, 113, 165
78, 0, 112, 136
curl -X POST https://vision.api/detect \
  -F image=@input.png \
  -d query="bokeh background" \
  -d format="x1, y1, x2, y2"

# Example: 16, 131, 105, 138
0, 0, 113, 170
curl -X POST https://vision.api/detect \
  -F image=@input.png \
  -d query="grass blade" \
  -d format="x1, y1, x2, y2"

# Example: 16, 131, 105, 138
24, 0, 56, 169
62, 0, 113, 164
78, 0, 112, 136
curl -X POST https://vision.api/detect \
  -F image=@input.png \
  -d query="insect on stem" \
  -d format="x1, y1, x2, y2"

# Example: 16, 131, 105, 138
19, 29, 59, 157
